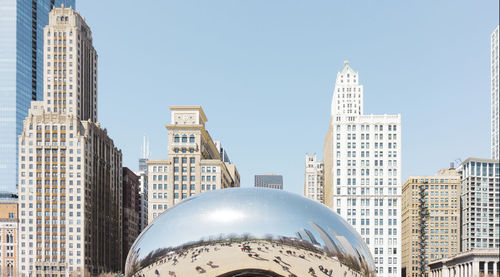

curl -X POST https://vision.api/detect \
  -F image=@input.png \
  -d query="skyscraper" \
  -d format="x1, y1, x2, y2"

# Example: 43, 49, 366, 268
136, 136, 150, 232
17, 6, 123, 276
254, 174, 283, 190
491, 26, 499, 160
304, 153, 324, 203
401, 166, 461, 277
458, 158, 499, 251
323, 61, 402, 276
147, 106, 240, 223
0, 0, 75, 194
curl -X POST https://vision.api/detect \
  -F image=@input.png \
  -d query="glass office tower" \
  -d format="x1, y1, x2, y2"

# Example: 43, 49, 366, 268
0, 0, 75, 193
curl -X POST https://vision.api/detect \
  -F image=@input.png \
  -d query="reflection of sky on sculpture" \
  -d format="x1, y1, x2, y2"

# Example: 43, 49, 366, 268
129, 188, 373, 270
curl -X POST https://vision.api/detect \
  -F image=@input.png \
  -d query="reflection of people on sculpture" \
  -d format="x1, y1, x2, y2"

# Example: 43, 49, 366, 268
195, 266, 206, 273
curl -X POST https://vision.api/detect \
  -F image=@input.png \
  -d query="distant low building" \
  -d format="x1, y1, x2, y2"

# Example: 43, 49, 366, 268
0, 193, 18, 276
254, 174, 283, 190
429, 248, 499, 277
304, 153, 324, 203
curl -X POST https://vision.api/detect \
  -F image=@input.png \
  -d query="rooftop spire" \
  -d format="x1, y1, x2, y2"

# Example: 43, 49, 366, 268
341, 60, 355, 73
141, 135, 150, 159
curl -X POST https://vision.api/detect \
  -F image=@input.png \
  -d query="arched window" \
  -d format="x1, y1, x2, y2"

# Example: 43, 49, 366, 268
181, 135, 187, 143
174, 135, 180, 143
189, 135, 195, 143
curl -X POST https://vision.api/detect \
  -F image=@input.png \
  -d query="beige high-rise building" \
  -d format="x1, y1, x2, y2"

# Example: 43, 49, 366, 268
304, 153, 324, 203
0, 194, 18, 277
147, 106, 240, 223
17, 6, 123, 276
401, 166, 461, 277
43, 5, 97, 122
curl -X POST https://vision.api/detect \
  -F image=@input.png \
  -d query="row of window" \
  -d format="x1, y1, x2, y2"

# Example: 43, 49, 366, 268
337, 177, 399, 186
336, 168, 398, 177
152, 175, 218, 183
347, 208, 398, 216
152, 204, 167, 210
152, 192, 189, 199
336, 150, 398, 158
337, 198, 398, 206
338, 159, 398, 167
173, 157, 196, 164
374, 257, 398, 265
337, 133, 398, 140
339, 187, 399, 196
153, 184, 195, 190
336, 124, 398, 132
173, 135, 195, 143
336, 142, 398, 150
20, 179, 83, 187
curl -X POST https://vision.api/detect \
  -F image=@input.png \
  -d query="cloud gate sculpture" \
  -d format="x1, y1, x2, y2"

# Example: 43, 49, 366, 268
125, 188, 375, 277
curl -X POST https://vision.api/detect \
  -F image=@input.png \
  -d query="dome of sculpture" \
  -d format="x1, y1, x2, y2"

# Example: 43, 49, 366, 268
125, 188, 375, 277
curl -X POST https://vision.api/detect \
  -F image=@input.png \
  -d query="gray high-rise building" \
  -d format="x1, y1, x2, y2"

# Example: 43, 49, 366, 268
254, 174, 283, 190
0, 0, 76, 193
136, 136, 150, 232
458, 158, 500, 251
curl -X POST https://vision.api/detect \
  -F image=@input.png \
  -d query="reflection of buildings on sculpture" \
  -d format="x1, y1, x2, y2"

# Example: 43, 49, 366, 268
129, 239, 373, 277
126, 188, 375, 277
428, 248, 500, 277
0, 193, 18, 277
146, 106, 240, 223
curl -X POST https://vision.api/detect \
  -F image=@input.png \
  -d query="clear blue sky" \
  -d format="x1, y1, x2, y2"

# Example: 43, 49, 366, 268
77, 1, 498, 195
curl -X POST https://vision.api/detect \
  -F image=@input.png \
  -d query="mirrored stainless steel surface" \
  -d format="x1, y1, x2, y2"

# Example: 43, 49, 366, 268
125, 188, 375, 277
